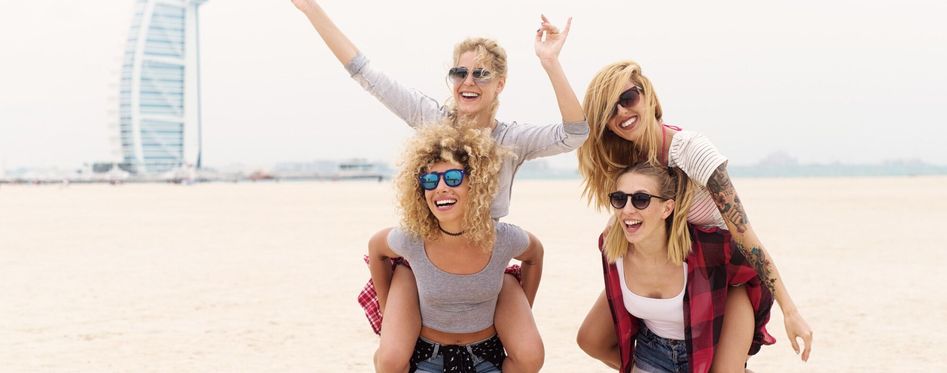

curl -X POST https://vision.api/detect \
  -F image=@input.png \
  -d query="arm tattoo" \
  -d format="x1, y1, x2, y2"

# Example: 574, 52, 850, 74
732, 239, 777, 293
706, 163, 750, 233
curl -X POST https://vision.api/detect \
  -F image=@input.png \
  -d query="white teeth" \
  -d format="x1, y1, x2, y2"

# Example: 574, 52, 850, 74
435, 199, 457, 206
461, 92, 480, 98
620, 116, 638, 129
624, 220, 641, 226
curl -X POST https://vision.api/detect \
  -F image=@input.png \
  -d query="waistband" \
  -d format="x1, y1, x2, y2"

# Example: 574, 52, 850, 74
410, 335, 505, 373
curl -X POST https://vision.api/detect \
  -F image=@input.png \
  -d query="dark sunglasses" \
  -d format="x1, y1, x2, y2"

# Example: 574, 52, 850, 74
608, 191, 669, 210
419, 169, 466, 191
447, 67, 493, 85
612, 86, 643, 114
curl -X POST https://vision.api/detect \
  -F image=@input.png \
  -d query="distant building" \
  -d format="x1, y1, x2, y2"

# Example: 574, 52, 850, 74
117, 0, 207, 174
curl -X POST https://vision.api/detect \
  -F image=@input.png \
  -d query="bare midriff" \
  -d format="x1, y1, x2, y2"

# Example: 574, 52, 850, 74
420, 325, 497, 345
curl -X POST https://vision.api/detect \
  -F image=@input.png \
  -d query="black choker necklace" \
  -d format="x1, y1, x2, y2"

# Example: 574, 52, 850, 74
438, 224, 465, 237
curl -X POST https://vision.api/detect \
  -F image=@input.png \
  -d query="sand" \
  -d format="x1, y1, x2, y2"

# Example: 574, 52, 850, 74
2, 176, 946, 372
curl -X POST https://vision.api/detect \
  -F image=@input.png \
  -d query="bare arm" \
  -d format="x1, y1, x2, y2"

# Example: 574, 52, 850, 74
706, 163, 813, 361
515, 232, 544, 307
292, 0, 358, 66
367, 228, 399, 312
534, 15, 585, 124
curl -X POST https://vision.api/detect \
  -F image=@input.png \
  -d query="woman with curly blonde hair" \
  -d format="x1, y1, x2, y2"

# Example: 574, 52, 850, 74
576, 60, 813, 370
369, 124, 543, 373
293, 1, 584, 371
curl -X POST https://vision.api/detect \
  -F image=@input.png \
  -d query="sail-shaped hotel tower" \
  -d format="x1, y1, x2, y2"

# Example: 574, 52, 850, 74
118, 0, 207, 174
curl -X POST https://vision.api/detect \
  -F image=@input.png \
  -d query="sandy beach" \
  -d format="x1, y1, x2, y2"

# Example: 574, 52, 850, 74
1, 176, 946, 372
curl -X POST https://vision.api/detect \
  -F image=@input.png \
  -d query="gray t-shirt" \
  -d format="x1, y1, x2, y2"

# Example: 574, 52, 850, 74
346, 53, 589, 219
387, 222, 529, 333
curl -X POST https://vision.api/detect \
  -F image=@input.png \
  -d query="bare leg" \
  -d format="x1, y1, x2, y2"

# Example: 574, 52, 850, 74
710, 285, 754, 373
495, 274, 544, 372
576, 290, 620, 370
374, 266, 420, 373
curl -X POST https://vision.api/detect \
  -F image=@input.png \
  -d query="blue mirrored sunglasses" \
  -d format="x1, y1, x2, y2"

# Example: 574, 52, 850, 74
419, 169, 465, 191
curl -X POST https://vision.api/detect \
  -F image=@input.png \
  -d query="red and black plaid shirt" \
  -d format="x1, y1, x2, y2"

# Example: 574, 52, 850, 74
600, 225, 775, 373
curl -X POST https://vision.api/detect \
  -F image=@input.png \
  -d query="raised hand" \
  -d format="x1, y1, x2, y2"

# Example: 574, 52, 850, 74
291, 0, 319, 14
534, 14, 573, 64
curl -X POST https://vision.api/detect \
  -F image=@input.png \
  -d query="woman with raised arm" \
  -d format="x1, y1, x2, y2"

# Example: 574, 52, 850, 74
576, 60, 813, 370
291, 1, 586, 371
370, 124, 543, 373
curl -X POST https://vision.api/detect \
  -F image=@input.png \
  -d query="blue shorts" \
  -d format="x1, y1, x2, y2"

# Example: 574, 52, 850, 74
633, 327, 689, 373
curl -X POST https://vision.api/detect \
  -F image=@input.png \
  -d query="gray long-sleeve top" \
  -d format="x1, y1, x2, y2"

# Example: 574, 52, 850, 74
346, 53, 589, 219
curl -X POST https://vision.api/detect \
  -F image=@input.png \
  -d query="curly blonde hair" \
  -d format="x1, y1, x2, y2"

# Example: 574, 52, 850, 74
577, 60, 665, 212
603, 163, 694, 265
394, 124, 509, 250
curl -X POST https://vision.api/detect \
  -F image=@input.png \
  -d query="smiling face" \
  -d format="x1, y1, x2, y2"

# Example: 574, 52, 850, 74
614, 171, 674, 246
422, 161, 469, 226
451, 50, 505, 117
606, 79, 647, 142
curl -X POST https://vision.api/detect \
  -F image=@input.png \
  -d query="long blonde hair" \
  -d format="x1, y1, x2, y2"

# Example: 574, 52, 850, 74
603, 163, 695, 265
394, 124, 509, 250
578, 60, 665, 212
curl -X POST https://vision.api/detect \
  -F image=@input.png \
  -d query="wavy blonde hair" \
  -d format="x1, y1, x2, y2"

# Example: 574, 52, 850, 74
444, 37, 508, 128
603, 163, 694, 265
578, 60, 666, 212
394, 124, 509, 250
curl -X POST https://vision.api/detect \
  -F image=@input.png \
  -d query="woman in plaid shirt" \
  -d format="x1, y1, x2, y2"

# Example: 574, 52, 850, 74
577, 60, 813, 371
591, 163, 774, 372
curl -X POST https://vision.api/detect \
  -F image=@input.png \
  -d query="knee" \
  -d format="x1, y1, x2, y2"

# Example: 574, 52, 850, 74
506, 341, 544, 372
374, 345, 410, 373
576, 325, 601, 358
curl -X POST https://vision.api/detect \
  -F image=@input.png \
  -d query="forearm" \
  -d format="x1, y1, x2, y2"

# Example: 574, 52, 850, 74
540, 59, 584, 124
299, 2, 359, 66
368, 255, 394, 311
518, 253, 543, 307
728, 227, 797, 313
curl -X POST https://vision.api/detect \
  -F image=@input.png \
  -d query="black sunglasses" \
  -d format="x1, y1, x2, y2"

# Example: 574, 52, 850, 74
419, 169, 465, 191
608, 191, 669, 210
447, 67, 493, 85
612, 86, 643, 115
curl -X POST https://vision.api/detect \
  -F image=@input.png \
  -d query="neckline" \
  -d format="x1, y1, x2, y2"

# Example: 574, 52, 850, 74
616, 258, 687, 300
421, 239, 494, 276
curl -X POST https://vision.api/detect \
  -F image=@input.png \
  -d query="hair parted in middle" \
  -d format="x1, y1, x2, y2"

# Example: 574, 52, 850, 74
445, 37, 508, 127
577, 60, 666, 212
603, 162, 695, 265
394, 123, 510, 250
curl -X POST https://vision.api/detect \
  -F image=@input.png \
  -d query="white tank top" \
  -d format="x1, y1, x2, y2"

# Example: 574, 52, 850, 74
615, 258, 687, 340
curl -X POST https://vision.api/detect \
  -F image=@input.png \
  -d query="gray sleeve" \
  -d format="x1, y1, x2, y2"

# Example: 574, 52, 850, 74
385, 228, 411, 258
498, 223, 531, 258
503, 120, 589, 161
345, 53, 447, 127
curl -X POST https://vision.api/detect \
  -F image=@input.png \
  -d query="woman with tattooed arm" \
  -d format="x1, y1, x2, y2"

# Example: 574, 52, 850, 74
576, 60, 813, 370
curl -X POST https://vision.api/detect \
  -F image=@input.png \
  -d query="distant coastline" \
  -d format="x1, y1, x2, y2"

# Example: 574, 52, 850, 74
3, 155, 946, 184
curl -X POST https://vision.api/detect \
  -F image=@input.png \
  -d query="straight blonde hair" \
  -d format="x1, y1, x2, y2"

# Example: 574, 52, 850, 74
578, 60, 665, 212
603, 163, 694, 265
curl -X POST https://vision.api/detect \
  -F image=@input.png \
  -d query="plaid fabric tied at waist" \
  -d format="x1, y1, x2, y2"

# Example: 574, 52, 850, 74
357, 255, 522, 335
410, 335, 505, 373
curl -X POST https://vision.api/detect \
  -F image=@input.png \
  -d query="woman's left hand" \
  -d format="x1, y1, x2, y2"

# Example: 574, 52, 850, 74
534, 15, 572, 64
783, 309, 813, 361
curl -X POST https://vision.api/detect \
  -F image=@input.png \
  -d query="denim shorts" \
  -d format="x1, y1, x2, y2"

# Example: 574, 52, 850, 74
413, 336, 502, 373
633, 326, 689, 373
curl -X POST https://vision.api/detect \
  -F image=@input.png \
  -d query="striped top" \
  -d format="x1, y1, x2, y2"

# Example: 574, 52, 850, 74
667, 130, 728, 229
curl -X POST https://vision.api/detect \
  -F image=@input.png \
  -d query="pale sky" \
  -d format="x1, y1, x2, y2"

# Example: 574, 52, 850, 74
1, 0, 945, 170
